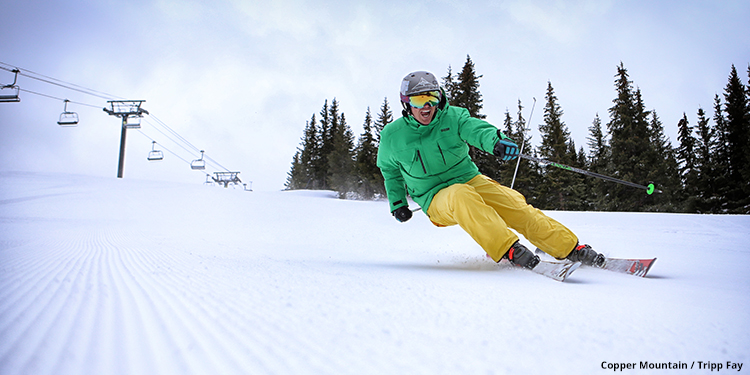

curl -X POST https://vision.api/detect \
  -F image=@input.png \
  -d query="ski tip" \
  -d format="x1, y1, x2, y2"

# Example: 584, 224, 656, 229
640, 258, 657, 277
561, 261, 582, 282
623, 257, 657, 277
547, 261, 581, 282
569, 261, 582, 274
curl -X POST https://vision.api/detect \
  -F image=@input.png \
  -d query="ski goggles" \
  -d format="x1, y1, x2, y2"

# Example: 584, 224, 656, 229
407, 91, 441, 108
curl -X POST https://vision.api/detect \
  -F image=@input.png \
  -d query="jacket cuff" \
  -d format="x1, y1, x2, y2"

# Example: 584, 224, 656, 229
497, 129, 511, 141
390, 199, 408, 212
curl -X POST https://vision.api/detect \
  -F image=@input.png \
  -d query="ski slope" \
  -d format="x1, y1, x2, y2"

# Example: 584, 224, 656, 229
1, 171, 748, 375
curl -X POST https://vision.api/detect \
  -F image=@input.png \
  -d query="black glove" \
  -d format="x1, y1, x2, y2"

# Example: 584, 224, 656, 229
493, 139, 519, 161
392, 206, 413, 223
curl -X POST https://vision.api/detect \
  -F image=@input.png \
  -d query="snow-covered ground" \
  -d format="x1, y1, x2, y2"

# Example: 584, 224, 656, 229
1, 171, 748, 375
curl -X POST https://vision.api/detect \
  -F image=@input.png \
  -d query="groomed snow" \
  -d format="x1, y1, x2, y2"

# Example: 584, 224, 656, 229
1, 171, 748, 374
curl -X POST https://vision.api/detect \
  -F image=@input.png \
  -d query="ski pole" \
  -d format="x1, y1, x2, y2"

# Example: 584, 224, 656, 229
510, 97, 536, 190
518, 153, 662, 195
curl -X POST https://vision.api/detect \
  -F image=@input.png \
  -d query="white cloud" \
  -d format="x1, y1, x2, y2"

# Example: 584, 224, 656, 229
506, 0, 614, 44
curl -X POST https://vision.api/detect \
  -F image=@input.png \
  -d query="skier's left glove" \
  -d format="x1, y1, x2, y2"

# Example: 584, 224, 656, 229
493, 138, 519, 161
392, 206, 412, 223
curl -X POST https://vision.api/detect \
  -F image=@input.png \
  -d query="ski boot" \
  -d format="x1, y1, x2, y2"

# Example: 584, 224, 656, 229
566, 244, 605, 267
503, 241, 540, 269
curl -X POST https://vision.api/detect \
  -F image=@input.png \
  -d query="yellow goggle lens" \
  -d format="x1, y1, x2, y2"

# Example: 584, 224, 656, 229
408, 91, 441, 108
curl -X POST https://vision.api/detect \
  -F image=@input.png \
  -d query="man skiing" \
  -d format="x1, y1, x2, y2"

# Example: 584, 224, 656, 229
376, 71, 604, 270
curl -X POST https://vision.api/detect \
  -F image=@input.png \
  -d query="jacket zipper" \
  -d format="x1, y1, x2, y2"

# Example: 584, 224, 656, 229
437, 144, 446, 164
417, 150, 427, 174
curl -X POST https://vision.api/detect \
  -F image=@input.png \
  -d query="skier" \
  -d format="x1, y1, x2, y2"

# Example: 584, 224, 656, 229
377, 71, 604, 270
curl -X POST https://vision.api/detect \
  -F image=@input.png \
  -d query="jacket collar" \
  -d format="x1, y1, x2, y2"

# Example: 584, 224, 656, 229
404, 102, 450, 129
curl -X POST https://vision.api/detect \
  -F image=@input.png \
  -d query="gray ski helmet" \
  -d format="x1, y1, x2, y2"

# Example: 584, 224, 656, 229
400, 71, 441, 104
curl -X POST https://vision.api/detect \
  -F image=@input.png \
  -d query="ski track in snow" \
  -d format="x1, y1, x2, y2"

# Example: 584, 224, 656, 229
1, 171, 749, 375
0, 174, 346, 375
0, 225, 362, 374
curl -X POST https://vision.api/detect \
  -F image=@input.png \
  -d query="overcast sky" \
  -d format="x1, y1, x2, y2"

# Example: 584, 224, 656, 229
1, 0, 748, 191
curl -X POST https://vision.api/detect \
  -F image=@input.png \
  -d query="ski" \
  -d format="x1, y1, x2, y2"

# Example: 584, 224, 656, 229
535, 249, 656, 277
526, 259, 581, 282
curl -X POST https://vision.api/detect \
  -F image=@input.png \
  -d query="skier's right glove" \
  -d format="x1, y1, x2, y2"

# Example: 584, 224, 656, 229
392, 206, 413, 223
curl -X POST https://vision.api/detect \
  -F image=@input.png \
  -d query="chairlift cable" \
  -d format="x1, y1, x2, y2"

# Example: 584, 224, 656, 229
4, 61, 236, 179
18, 88, 102, 108
138, 125, 220, 175
0, 62, 121, 100
149, 114, 202, 153
144, 116, 232, 171
141, 118, 206, 160
202, 154, 231, 172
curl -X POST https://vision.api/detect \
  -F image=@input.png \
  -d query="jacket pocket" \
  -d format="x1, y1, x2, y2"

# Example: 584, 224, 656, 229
437, 140, 469, 168
394, 149, 427, 177
416, 150, 427, 174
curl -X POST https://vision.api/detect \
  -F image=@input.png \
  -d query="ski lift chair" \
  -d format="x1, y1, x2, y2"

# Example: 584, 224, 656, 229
57, 100, 79, 126
0, 85, 20, 103
147, 141, 164, 161
124, 115, 142, 129
0, 69, 21, 103
191, 150, 206, 170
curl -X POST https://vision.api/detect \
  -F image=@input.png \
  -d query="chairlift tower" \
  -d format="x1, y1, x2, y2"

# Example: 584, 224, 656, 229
103, 100, 149, 178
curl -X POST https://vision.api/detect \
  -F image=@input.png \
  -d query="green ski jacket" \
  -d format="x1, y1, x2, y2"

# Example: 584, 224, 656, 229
377, 103, 503, 213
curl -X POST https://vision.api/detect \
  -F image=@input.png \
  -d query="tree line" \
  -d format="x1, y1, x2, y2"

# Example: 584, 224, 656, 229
286, 56, 750, 214
285, 97, 391, 199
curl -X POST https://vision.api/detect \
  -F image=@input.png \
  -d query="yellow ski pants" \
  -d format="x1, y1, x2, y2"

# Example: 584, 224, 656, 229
426, 175, 578, 262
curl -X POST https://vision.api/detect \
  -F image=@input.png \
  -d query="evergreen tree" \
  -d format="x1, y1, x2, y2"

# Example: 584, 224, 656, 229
496, 109, 517, 186
317, 100, 331, 189
328, 98, 341, 150
646, 111, 680, 212
538, 82, 573, 162
536, 81, 583, 210
373, 97, 393, 144
328, 112, 356, 198
586, 114, 609, 210
301, 115, 321, 188
722, 65, 750, 212
508, 100, 541, 205
586, 114, 608, 164
676, 113, 697, 209
633, 88, 668, 211
453, 55, 486, 119
285, 115, 319, 190
711, 94, 732, 212
354, 107, 382, 199
450, 55, 500, 179
693, 107, 720, 212
571, 145, 592, 210
605, 63, 654, 211
441, 65, 459, 104
285, 151, 303, 190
